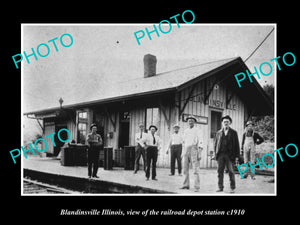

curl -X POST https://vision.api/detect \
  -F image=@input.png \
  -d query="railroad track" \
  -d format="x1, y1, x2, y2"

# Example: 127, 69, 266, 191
23, 178, 78, 194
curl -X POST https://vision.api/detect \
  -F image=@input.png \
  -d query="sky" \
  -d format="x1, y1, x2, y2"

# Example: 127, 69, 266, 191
22, 24, 275, 138
22, 24, 275, 113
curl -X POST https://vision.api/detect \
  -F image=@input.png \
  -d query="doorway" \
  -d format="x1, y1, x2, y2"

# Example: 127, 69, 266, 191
119, 111, 130, 149
210, 110, 222, 139
208, 108, 223, 168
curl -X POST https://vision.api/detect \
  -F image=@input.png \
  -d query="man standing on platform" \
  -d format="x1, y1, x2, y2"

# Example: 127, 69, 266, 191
213, 115, 240, 193
181, 116, 203, 192
241, 120, 264, 180
86, 123, 103, 179
134, 123, 147, 174
166, 124, 183, 176
144, 125, 161, 181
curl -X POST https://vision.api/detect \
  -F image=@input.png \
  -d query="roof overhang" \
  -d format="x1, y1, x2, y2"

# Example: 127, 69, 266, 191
24, 88, 176, 116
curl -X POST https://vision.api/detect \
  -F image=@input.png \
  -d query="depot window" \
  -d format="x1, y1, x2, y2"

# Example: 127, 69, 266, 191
145, 108, 159, 131
77, 111, 88, 144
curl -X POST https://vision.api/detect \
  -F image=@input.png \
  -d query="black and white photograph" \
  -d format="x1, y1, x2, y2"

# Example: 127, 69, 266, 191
21, 24, 275, 195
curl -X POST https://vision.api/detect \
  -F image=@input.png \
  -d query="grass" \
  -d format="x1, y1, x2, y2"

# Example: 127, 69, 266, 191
255, 141, 275, 172
255, 141, 274, 154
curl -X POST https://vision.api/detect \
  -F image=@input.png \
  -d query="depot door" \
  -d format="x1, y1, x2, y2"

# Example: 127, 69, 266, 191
119, 111, 130, 149
208, 109, 222, 168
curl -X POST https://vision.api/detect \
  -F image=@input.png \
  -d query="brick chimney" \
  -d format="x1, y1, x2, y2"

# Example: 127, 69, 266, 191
143, 54, 157, 78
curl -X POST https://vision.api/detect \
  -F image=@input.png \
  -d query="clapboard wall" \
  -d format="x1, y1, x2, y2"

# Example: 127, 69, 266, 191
127, 75, 248, 168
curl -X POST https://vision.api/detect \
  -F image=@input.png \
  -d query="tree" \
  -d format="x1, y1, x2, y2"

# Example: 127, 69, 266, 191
263, 84, 274, 103
252, 115, 274, 142
249, 84, 275, 142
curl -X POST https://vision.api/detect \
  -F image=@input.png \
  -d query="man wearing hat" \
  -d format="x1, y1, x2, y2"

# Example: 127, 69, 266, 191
86, 123, 103, 178
241, 121, 264, 179
213, 115, 240, 193
181, 116, 203, 192
134, 123, 148, 174
144, 125, 161, 181
166, 124, 183, 176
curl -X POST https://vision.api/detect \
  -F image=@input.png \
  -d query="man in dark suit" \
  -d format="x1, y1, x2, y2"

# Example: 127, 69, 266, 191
213, 115, 240, 193
86, 123, 103, 179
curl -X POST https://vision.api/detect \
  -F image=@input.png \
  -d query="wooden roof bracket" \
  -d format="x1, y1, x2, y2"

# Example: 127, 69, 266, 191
178, 84, 196, 120
226, 88, 234, 109
26, 114, 44, 133
104, 106, 117, 132
159, 99, 171, 130
203, 78, 218, 104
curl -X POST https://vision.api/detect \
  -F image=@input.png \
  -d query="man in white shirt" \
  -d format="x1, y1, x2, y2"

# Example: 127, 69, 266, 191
86, 123, 103, 179
166, 124, 183, 176
181, 116, 203, 192
134, 124, 148, 174
144, 125, 161, 181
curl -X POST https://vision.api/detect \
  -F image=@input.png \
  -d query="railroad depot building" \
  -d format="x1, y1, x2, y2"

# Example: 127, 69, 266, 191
24, 54, 273, 168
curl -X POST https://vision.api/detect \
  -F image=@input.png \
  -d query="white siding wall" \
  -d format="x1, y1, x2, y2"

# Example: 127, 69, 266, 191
125, 76, 246, 168
43, 122, 55, 154
178, 76, 246, 168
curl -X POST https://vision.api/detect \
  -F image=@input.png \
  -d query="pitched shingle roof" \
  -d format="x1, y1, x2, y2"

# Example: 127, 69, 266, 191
24, 56, 273, 115
106, 57, 238, 98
